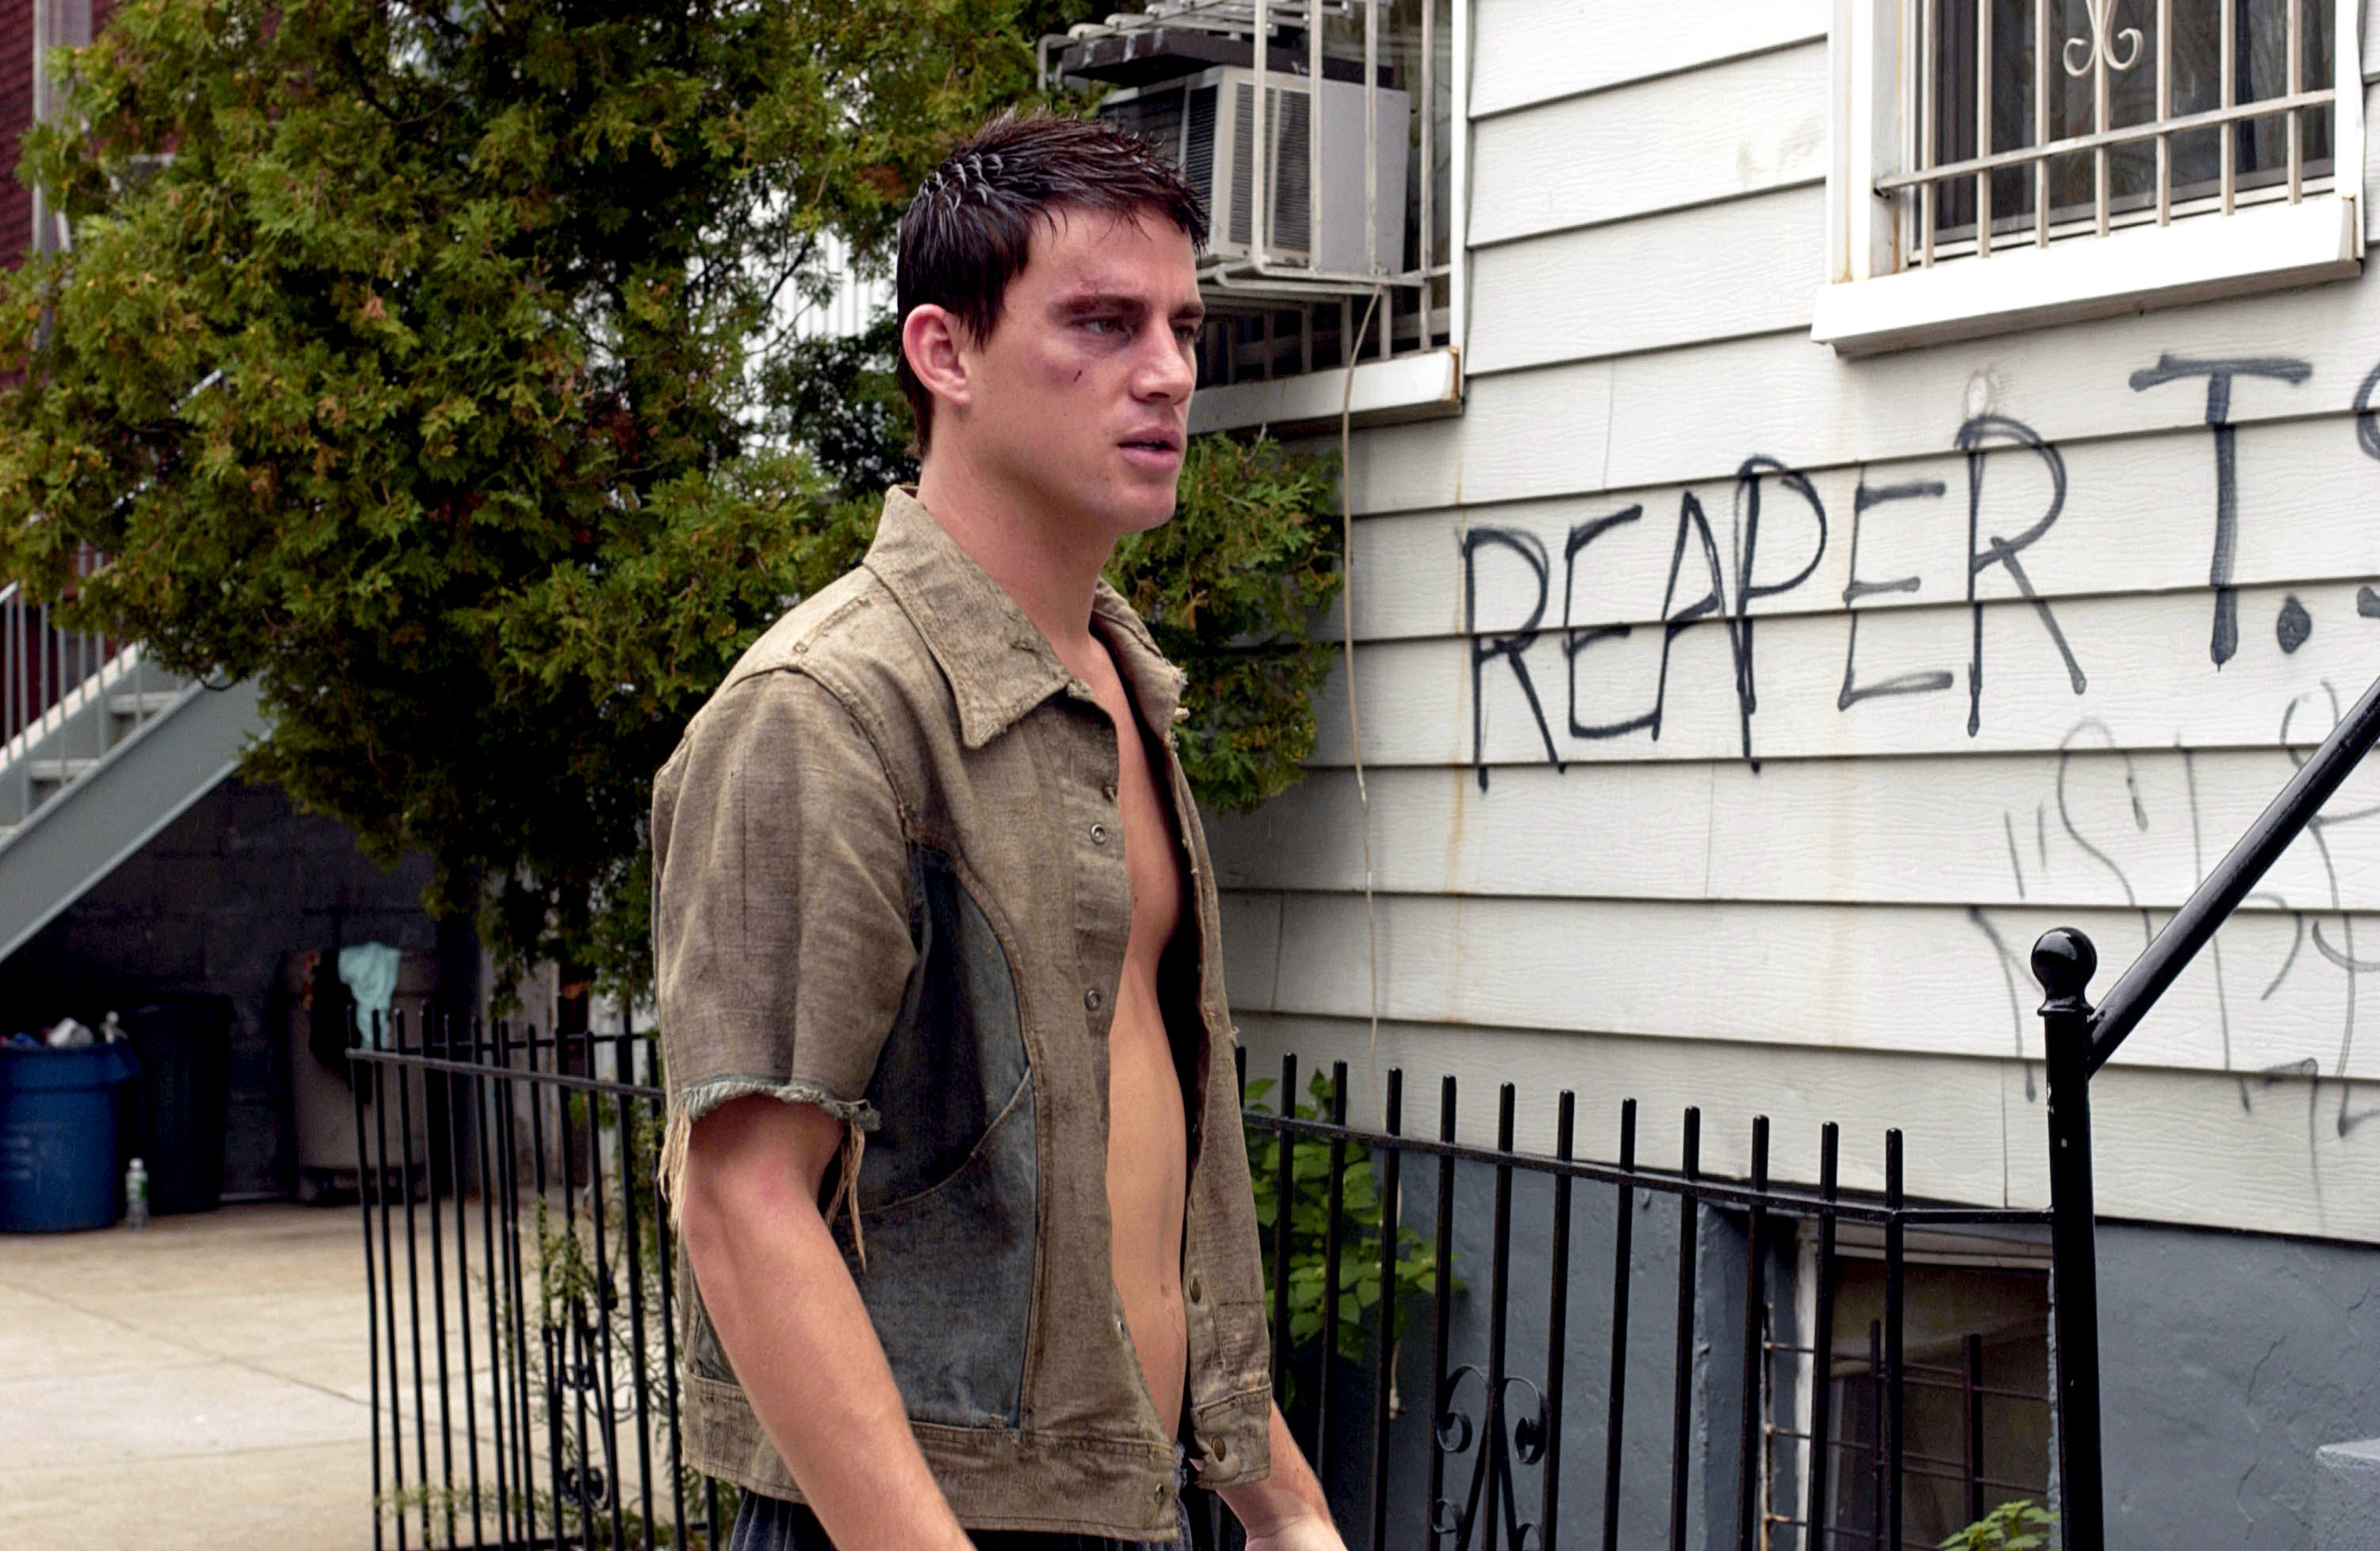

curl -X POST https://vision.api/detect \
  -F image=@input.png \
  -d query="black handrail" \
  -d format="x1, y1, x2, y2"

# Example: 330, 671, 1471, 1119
2084, 666, 2380, 1073
2032, 662, 2380, 1551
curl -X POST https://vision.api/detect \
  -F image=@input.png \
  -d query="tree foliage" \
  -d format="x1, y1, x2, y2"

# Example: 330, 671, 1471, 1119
0, 0, 1341, 996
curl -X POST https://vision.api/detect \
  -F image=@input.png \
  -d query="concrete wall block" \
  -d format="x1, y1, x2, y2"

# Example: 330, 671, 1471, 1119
2098, 1223, 2380, 1549
71, 852, 163, 913
143, 782, 233, 859
2314, 1440, 2380, 1551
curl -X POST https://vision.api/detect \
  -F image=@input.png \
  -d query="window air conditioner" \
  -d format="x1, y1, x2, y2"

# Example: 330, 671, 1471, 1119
1097, 65, 1410, 278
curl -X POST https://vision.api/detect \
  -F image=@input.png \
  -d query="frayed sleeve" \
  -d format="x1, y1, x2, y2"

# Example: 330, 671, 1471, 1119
650, 670, 915, 1220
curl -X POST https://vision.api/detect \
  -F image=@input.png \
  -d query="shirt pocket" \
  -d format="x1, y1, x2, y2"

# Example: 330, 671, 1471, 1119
829, 844, 1041, 1430
839, 1069, 1038, 1429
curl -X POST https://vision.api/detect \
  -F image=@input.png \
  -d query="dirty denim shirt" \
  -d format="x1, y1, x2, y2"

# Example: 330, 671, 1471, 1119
651, 488, 1274, 1538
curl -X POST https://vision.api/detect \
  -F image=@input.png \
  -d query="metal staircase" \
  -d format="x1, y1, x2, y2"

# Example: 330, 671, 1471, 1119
0, 582, 265, 962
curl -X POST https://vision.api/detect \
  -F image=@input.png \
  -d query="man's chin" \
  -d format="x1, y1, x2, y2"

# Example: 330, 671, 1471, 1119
1099, 476, 1180, 535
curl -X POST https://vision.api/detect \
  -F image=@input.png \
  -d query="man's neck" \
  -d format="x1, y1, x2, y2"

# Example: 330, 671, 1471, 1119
913, 459, 1113, 666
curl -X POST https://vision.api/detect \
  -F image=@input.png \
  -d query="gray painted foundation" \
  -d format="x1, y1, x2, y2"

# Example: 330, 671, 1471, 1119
2095, 1220, 2380, 1551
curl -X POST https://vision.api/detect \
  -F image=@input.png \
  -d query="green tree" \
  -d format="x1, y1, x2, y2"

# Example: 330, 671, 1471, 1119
0, 0, 1341, 996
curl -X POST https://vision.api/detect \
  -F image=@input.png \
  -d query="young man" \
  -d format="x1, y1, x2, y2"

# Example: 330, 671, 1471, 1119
651, 114, 1344, 1551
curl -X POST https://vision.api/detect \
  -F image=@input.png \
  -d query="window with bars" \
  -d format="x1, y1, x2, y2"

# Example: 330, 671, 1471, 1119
1904, 0, 2336, 260
1764, 1241, 2054, 1551
1814, 0, 2365, 355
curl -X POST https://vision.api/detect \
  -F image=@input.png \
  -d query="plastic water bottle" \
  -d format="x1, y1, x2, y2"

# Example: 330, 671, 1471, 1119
124, 1157, 149, 1230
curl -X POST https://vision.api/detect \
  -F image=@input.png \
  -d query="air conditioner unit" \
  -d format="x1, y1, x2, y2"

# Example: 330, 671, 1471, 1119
1097, 65, 1409, 278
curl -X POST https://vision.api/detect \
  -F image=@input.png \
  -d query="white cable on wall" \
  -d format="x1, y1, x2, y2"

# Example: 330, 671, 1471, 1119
1340, 288, 1384, 1067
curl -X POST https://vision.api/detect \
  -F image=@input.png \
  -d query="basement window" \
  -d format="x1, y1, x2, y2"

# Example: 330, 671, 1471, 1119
1766, 1228, 2054, 1548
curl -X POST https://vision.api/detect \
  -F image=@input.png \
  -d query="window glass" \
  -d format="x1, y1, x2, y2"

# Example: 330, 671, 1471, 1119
1821, 1259, 2052, 1548
1926, 0, 2333, 247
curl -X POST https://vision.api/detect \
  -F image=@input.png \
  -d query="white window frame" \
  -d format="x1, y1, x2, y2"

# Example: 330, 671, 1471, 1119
1814, 0, 2367, 355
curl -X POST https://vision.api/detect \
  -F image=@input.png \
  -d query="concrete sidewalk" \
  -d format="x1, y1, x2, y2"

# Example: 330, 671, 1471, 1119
0, 1202, 374, 1551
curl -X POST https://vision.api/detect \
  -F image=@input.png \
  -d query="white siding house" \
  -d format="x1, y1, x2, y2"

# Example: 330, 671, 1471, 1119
1207, 0, 2380, 1252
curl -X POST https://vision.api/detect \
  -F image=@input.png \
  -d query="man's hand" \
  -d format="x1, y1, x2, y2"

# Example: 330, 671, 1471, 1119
1221, 1405, 1348, 1551
678, 1095, 974, 1551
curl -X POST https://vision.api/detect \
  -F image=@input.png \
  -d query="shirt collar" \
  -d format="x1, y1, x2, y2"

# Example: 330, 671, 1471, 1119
864, 487, 1184, 750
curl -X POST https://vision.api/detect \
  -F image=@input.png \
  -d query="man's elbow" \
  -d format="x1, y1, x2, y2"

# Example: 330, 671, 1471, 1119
677, 1096, 842, 1271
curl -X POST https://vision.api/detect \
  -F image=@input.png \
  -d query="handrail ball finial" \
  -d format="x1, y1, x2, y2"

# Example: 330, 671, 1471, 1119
2032, 927, 2100, 1012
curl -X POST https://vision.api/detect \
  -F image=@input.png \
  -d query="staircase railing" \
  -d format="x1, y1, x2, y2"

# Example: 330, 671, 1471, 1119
0, 557, 182, 837
2029, 666, 2380, 1551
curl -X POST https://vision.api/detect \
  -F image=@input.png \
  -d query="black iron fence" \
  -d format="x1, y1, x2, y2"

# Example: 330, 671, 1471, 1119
351, 1023, 2063, 1551
347, 652, 2380, 1551
1229, 1056, 2055, 1551
351, 1020, 709, 1551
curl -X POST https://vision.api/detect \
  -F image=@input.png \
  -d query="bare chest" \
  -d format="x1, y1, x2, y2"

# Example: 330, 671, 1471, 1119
1086, 674, 1184, 953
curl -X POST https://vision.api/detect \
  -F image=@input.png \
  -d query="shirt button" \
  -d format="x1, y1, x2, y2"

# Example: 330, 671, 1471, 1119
1101, 781, 1117, 802
1090, 823, 1108, 846
1188, 1277, 1203, 1304
1084, 988, 1104, 1012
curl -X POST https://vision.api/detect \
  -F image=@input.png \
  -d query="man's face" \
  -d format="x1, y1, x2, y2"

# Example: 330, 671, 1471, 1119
952, 209, 1203, 539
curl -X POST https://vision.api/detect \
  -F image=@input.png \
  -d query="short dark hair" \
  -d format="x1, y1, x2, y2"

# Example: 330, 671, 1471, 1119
894, 112, 1209, 452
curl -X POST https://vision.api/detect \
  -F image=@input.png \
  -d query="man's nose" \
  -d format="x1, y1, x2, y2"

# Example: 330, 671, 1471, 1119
1135, 324, 1196, 403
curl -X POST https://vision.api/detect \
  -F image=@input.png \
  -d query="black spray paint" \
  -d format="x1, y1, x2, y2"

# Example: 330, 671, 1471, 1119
1838, 478, 1953, 709
1959, 415, 2086, 735
1463, 527, 1563, 791
1460, 353, 2380, 785
2127, 353, 2313, 666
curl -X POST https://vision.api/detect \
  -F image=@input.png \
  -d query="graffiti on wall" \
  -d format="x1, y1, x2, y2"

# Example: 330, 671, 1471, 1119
1453, 349, 2380, 1140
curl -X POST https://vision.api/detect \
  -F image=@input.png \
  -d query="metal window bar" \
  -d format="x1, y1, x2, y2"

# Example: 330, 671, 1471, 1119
1891, 0, 2336, 262
2035, 0, 2053, 244
1921, 0, 1938, 267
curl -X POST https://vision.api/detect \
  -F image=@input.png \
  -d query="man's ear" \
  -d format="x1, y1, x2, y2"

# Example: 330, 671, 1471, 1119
902, 304, 972, 418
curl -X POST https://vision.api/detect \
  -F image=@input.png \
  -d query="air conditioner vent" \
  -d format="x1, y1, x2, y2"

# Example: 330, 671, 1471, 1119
1270, 87, 1312, 255
1184, 84, 1218, 193
1097, 63, 1407, 279
1102, 84, 1186, 159
1229, 83, 1255, 247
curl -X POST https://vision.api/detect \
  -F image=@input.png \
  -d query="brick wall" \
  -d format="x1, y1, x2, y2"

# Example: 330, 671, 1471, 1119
0, 0, 34, 263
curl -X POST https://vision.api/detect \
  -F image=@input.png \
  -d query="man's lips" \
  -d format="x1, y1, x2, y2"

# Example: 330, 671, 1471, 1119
1118, 431, 1183, 470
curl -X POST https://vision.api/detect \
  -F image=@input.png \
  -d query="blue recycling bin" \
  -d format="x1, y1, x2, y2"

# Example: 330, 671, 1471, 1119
0, 1042, 140, 1232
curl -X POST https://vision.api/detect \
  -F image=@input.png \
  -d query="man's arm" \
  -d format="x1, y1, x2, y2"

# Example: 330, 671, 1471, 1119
677, 1094, 972, 1551
1220, 1406, 1346, 1551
